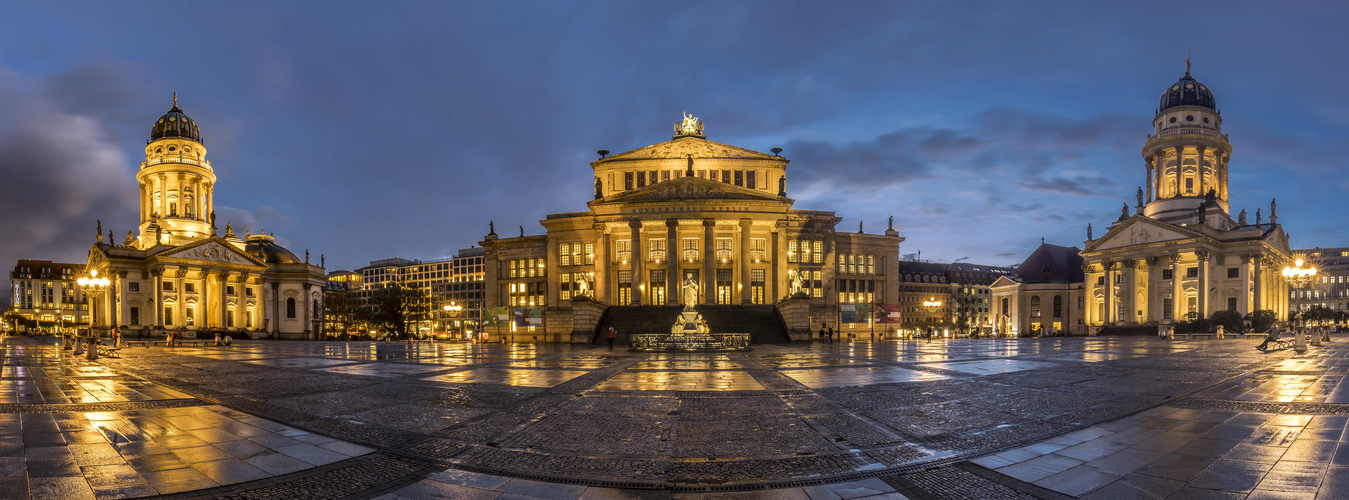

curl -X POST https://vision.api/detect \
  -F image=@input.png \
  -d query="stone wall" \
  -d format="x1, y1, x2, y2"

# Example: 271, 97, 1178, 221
776, 296, 814, 341
569, 298, 607, 343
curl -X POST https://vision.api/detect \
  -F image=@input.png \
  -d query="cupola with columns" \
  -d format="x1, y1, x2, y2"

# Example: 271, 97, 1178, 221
136, 93, 218, 248
1141, 57, 1233, 224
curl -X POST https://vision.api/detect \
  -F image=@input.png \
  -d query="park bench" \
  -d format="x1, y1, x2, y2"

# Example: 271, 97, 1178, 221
97, 345, 122, 358
1174, 332, 1221, 340
122, 341, 150, 348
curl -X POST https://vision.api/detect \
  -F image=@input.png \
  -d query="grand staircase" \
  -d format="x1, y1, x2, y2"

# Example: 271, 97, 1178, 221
592, 305, 790, 345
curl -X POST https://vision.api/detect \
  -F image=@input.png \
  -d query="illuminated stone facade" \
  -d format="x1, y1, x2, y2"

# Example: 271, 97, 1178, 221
481, 115, 905, 341
8, 260, 90, 332
84, 96, 327, 339
1080, 63, 1291, 329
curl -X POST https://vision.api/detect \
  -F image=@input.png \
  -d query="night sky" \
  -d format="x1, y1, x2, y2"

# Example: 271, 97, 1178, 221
3, 1, 1348, 309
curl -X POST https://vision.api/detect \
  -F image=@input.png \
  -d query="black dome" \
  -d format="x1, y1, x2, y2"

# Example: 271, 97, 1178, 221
1159, 72, 1216, 112
243, 234, 301, 264
151, 96, 203, 143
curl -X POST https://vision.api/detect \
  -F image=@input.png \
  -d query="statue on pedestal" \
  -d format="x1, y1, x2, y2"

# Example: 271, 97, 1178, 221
682, 274, 699, 311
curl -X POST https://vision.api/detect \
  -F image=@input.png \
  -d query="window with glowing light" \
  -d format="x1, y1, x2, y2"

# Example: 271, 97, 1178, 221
682, 238, 699, 262
616, 240, 631, 264
750, 269, 765, 304
649, 238, 666, 262
715, 238, 732, 262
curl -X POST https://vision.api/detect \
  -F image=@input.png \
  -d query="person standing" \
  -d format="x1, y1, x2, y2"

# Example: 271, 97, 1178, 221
819, 324, 826, 343
828, 325, 834, 343
607, 327, 616, 350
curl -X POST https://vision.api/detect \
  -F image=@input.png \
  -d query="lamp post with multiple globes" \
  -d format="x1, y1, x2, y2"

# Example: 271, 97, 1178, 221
443, 302, 463, 341
1282, 258, 1318, 349
75, 269, 110, 357
922, 297, 943, 340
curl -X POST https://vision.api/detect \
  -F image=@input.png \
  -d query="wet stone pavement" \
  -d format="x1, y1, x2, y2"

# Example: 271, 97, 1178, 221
3, 333, 1346, 498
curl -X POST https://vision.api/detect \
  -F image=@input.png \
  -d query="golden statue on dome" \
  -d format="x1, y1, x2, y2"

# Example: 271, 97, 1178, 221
674, 112, 705, 137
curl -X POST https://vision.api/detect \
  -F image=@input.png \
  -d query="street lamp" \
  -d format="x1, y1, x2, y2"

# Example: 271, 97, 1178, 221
75, 269, 110, 357
444, 302, 463, 341
923, 297, 942, 340
1282, 258, 1318, 348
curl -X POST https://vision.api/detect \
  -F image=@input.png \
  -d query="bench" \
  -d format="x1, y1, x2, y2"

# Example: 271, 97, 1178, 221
1174, 332, 1221, 340
97, 346, 122, 358
123, 341, 150, 348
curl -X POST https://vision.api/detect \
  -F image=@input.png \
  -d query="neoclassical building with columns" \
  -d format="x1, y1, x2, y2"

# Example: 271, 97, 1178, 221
480, 115, 905, 341
1080, 62, 1291, 328
83, 96, 327, 339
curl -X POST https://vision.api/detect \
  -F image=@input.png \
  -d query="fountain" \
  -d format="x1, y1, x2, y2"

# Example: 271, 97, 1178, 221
629, 275, 751, 351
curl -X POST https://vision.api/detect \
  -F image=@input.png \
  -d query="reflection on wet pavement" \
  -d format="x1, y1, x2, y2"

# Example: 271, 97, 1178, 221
422, 368, 591, 387
780, 366, 949, 388
596, 370, 764, 391
924, 359, 1058, 375
316, 363, 450, 377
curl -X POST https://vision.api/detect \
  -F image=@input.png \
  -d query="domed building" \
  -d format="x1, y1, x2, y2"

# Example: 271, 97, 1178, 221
479, 114, 906, 343
1079, 60, 1292, 330
83, 95, 327, 339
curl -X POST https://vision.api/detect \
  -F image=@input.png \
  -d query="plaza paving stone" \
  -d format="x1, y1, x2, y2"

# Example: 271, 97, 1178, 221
10, 333, 1349, 497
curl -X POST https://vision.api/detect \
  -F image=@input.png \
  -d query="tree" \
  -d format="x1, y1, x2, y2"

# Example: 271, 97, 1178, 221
1210, 310, 1244, 334
1174, 311, 1210, 334
323, 292, 361, 340
362, 283, 427, 339
1247, 309, 1278, 332
950, 287, 980, 337
1302, 305, 1337, 326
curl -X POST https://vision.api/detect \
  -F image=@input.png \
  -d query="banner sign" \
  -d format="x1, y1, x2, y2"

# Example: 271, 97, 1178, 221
485, 307, 511, 326
876, 304, 903, 323
514, 306, 543, 327
840, 303, 871, 324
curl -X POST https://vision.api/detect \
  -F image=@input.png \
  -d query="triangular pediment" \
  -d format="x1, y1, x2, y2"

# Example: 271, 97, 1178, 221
156, 237, 265, 267
601, 135, 782, 162
990, 275, 1022, 289
1086, 217, 1198, 253
597, 176, 787, 204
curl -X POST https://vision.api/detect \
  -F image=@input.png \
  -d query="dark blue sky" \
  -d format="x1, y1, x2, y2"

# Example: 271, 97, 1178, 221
2, 1, 1347, 306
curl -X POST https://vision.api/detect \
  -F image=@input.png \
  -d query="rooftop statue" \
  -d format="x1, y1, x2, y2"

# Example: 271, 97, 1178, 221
674, 112, 705, 136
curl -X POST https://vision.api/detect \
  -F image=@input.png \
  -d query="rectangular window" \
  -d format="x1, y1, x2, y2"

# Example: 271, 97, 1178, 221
813, 241, 823, 264
227, 285, 235, 295
734, 170, 743, 186
247, 311, 253, 328
698, 169, 706, 179
128, 282, 139, 292
618, 270, 632, 306
1185, 177, 1194, 193
682, 238, 699, 262
788, 240, 799, 263
1228, 297, 1237, 311
1162, 269, 1173, 280
868, 255, 875, 275
163, 282, 174, 291
164, 306, 174, 326
1227, 267, 1239, 279
649, 238, 666, 262
750, 269, 765, 305
509, 260, 517, 278
560, 243, 572, 266
750, 238, 766, 262
584, 243, 595, 265
617, 240, 632, 263
715, 238, 733, 262
226, 311, 234, 328
1187, 297, 1197, 314
130, 307, 139, 326
662, 170, 670, 182
721, 170, 731, 184
637, 171, 647, 188
715, 269, 733, 305
559, 272, 572, 301
186, 307, 195, 326
746, 171, 756, 189
1186, 267, 1198, 278
624, 172, 633, 190
1116, 274, 1126, 284
650, 270, 666, 304
811, 270, 823, 298
246, 288, 254, 297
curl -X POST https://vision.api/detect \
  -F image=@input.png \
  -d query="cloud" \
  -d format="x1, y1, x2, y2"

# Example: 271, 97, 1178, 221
0, 65, 141, 307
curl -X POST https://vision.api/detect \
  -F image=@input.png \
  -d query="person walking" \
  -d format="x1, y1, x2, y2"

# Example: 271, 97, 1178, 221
828, 325, 834, 343
607, 327, 616, 350
819, 324, 827, 343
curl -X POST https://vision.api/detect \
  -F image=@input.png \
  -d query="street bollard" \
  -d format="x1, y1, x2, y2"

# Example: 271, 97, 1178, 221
87, 337, 98, 360
73, 336, 85, 355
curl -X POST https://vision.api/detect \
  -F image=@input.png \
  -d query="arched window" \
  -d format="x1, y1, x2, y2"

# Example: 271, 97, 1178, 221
1030, 296, 1041, 318
286, 298, 296, 318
